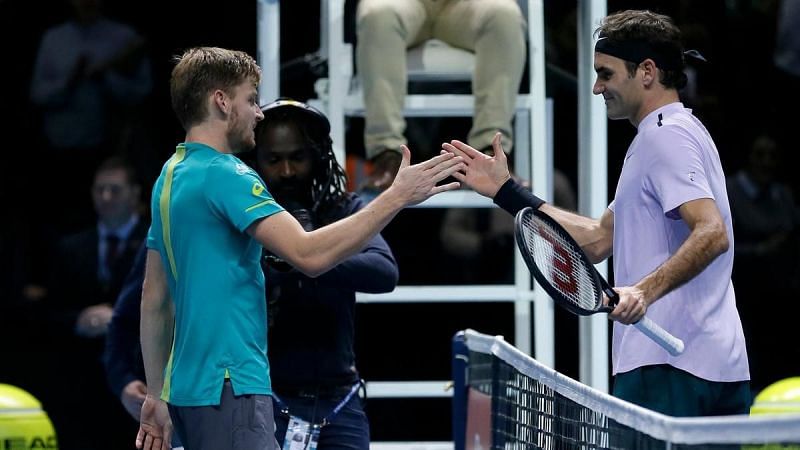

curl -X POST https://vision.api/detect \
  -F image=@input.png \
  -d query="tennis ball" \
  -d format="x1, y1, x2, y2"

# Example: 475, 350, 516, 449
745, 377, 800, 450
0, 384, 58, 449
751, 378, 800, 415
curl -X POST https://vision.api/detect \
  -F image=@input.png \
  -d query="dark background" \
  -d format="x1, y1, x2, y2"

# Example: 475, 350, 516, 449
1, 0, 797, 446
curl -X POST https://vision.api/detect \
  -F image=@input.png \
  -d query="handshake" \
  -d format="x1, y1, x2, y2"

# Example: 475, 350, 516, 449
262, 206, 316, 272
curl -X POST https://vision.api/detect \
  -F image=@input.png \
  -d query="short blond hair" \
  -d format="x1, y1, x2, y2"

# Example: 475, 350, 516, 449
170, 47, 262, 130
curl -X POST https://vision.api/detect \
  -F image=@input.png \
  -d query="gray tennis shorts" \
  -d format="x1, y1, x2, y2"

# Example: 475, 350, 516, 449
168, 381, 280, 450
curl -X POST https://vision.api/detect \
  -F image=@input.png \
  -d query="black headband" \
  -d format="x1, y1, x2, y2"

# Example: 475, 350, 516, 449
595, 37, 705, 70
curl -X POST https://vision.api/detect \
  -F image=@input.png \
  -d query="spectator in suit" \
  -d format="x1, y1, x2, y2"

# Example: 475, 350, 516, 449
47, 156, 146, 337
42, 155, 146, 450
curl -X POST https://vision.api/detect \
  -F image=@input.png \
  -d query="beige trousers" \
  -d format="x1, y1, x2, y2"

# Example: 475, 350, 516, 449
356, 0, 526, 159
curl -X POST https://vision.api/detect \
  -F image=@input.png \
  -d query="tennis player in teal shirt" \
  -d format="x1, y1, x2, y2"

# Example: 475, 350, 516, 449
136, 47, 464, 450
147, 141, 284, 407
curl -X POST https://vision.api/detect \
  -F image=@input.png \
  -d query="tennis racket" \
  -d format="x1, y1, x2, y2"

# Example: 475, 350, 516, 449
514, 207, 684, 356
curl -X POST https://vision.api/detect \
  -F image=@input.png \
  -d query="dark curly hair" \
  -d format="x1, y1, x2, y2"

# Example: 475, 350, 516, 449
253, 101, 349, 225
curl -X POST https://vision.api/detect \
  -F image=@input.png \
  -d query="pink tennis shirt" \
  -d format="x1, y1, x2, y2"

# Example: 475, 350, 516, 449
608, 102, 750, 382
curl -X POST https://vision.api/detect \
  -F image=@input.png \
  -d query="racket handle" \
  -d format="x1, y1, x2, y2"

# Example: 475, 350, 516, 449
634, 316, 685, 356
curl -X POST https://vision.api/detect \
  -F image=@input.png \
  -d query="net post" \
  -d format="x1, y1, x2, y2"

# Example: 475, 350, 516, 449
452, 331, 468, 450
490, 349, 502, 449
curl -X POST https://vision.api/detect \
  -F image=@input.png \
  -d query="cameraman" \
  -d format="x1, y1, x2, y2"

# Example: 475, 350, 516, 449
255, 99, 397, 449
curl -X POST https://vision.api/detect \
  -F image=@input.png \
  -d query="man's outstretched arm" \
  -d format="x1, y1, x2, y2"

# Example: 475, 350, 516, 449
443, 134, 613, 263
249, 146, 464, 277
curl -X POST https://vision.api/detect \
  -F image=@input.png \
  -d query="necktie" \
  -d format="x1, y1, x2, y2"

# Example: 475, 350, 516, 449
104, 234, 120, 275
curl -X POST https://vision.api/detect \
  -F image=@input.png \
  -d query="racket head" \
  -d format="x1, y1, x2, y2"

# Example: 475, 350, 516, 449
514, 207, 605, 316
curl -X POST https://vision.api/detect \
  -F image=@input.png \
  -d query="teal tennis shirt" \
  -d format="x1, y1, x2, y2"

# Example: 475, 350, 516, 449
147, 142, 284, 406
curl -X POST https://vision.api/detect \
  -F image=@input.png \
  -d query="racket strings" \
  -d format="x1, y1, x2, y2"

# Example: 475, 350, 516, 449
521, 214, 599, 311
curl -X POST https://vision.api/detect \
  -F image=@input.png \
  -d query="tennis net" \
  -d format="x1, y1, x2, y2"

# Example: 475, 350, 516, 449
452, 329, 800, 449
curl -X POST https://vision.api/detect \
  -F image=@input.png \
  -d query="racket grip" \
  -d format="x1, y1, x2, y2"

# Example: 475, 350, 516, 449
634, 316, 685, 356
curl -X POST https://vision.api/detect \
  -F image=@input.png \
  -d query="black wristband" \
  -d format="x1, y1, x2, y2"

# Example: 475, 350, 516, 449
493, 178, 545, 216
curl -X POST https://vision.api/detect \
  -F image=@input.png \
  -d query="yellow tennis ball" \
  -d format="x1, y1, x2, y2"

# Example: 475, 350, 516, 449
0, 384, 58, 449
751, 377, 800, 415
744, 378, 800, 450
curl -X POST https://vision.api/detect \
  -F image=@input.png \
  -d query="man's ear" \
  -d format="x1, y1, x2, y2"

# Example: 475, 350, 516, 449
212, 89, 229, 115
640, 58, 657, 87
